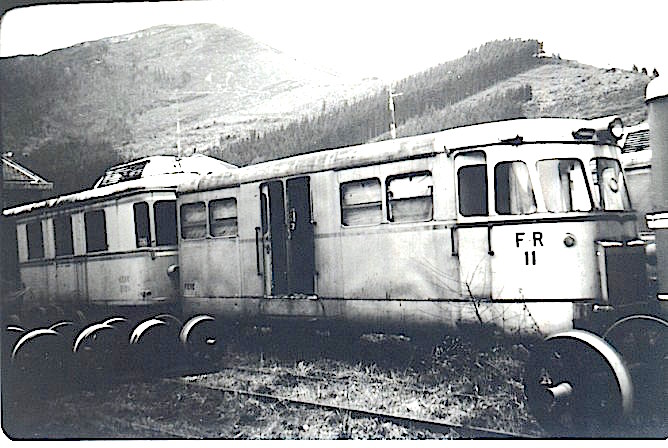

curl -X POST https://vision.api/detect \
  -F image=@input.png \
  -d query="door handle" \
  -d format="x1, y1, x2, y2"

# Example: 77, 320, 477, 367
255, 227, 263, 276
289, 208, 297, 232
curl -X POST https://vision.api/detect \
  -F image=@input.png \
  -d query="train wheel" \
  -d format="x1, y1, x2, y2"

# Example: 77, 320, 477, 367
525, 329, 633, 436
602, 315, 668, 420
180, 315, 219, 370
602, 315, 668, 364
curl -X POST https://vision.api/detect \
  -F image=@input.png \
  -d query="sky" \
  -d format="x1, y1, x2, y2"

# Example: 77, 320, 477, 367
0, 0, 667, 81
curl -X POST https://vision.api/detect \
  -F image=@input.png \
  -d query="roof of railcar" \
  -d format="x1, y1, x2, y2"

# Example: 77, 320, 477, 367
3, 154, 235, 217
180, 116, 621, 194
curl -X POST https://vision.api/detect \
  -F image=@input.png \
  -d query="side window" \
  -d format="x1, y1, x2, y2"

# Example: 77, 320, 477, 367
154, 200, 178, 246
340, 178, 382, 226
386, 172, 433, 223
495, 161, 537, 215
458, 165, 488, 216
53, 215, 74, 256
180, 202, 207, 239
209, 198, 238, 237
26, 220, 44, 260
133, 202, 151, 248
84, 210, 108, 252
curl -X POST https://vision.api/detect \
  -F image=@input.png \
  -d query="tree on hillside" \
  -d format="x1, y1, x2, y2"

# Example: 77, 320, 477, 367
224, 39, 544, 165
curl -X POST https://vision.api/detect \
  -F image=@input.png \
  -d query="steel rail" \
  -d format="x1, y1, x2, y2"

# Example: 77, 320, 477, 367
167, 377, 536, 439
222, 364, 488, 401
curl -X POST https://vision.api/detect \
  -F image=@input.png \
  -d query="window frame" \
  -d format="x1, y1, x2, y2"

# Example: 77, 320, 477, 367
26, 220, 45, 260
53, 214, 74, 257
179, 201, 208, 240
536, 158, 593, 213
385, 171, 434, 223
209, 197, 238, 238
457, 164, 489, 217
154, 200, 178, 246
340, 177, 383, 227
84, 209, 108, 253
589, 157, 632, 212
494, 160, 537, 216
133, 202, 151, 248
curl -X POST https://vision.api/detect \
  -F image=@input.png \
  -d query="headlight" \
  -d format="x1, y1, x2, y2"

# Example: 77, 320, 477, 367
608, 117, 624, 140
564, 234, 576, 247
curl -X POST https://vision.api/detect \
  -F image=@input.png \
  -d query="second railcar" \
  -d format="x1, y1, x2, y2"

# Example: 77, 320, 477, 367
3, 154, 235, 323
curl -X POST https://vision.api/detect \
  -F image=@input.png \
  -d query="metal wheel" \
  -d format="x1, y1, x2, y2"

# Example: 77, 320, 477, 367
603, 314, 668, 364
603, 315, 668, 420
525, 329, 634, 436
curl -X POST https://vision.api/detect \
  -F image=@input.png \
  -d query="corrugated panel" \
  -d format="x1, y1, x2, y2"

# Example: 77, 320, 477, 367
622, 129, 650, 153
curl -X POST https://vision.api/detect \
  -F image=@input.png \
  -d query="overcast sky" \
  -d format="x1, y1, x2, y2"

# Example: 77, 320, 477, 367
0, 0, 666, 81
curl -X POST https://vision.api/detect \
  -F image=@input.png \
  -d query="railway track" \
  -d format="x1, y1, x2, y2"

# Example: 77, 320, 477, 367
166, 377, 534, 439
166, 359, 539, 440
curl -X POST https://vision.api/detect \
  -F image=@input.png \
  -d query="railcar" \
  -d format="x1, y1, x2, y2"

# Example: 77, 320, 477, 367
177, 116, 648, 335
2, 154, 235, 324
176, 115, 665, 429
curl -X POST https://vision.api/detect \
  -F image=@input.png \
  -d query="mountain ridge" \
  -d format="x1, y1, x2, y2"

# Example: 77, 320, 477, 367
0, 25, 653, 195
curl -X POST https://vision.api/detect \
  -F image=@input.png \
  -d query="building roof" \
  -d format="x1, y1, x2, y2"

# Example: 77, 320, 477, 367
2, 157, 53, 191
621, 122, 650, 153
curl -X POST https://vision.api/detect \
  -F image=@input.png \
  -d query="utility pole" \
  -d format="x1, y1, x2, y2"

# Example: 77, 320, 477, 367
176, 101, 181, 159
388, 85, 402, 139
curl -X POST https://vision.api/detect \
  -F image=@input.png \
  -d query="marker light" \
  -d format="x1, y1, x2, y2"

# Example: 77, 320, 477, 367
608, 117, 624, 140
572, 128, 596, 140
564, 234, 576, 247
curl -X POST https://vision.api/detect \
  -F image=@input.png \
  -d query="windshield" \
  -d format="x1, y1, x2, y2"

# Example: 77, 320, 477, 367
589, 158, 632, 211
536, 159, 592, 212
495, 161, 537, 215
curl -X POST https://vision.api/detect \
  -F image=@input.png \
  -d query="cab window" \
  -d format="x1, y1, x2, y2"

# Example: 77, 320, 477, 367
537, 159, 592, 212
458, 165, 488, 216
589, 158, 631, 211
386, 172, 433, 222
495, 161, 537, 215
340, 178, 382, 226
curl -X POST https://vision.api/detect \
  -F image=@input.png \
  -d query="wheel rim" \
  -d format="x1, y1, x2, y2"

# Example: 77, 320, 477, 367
526, 329, 634, 434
